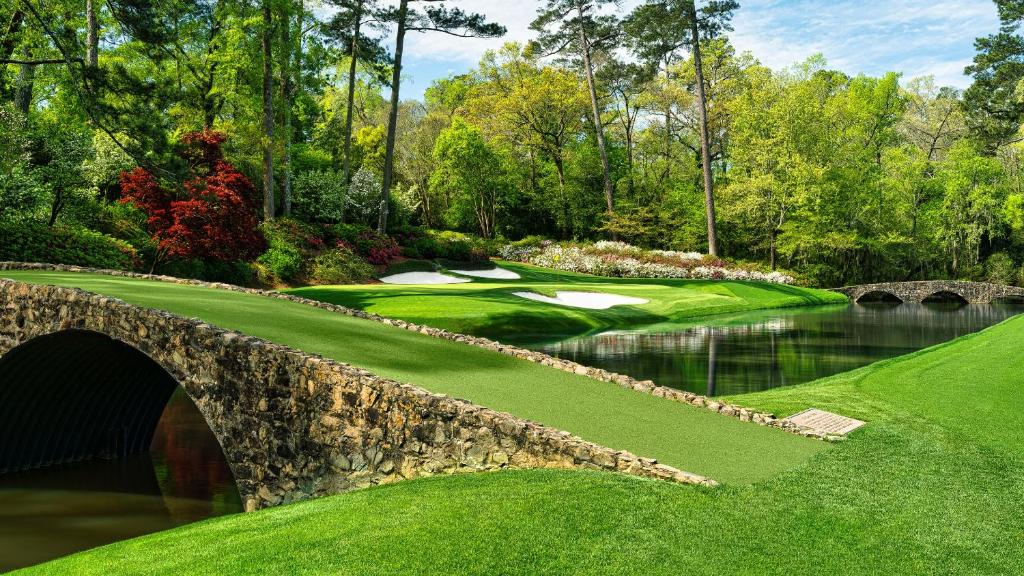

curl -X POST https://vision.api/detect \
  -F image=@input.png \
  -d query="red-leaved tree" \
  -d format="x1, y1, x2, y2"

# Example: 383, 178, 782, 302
120, 130, 265, 267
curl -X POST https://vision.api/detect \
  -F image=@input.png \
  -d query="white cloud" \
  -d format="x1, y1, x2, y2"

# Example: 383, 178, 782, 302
729, 0, 999, 87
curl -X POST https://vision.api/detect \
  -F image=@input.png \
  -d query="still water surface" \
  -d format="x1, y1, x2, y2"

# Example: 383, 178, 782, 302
524, 302, 1023, 397
0, 388, 241, 572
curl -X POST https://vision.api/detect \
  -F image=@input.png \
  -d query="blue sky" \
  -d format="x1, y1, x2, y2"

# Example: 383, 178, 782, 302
387, 0, 1000, 99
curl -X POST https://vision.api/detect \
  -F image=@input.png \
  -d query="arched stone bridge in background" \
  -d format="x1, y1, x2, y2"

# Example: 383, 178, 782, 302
832, 280, 1024, 304
0, 278, 712, 512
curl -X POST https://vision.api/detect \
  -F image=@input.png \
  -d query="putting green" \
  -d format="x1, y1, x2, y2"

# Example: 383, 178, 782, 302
1, 270, 827, 485
287, 261, 847, 341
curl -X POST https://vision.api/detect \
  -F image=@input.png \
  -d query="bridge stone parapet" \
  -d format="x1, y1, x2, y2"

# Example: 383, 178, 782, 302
832, 280, 1024, 304
0, 278, 716, 512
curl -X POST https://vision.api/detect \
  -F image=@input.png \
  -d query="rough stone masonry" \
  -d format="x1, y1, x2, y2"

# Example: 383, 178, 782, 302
0, 277, 714, 512
832, 280, 1024, 304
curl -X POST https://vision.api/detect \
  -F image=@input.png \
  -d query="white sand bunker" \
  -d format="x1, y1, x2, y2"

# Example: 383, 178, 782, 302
513, 291, 649, 310
379, 272, 471, 285
450, 266, 521, 280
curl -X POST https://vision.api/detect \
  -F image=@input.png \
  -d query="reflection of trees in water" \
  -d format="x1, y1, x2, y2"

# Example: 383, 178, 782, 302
1, 388, 242, 571
149, 388, 241, 522
537, 304, 1021, 396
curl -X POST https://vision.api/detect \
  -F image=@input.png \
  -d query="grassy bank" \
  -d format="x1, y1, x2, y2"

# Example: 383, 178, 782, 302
19, 314, 1024, 575
0, 270, 823, 484
286, 261, 846, 341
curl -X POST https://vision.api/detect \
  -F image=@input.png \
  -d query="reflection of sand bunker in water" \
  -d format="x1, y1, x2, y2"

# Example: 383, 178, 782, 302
449, 267, 521, 280
379, 272, 471, 285
513, 291, 649, 310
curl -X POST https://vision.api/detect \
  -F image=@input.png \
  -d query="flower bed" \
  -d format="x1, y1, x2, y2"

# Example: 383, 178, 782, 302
500, 240, 794, 284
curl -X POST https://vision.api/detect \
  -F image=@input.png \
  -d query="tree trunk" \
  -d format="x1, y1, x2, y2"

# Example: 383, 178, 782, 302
14, 46, 33, 114
86, 0, 98, 67
577, 8, 615, 218
0, 11, 24, 63
342, 1, 362, 187
280, 0, 293, 216
48, 188, 63, 226
416, 180, 432, 226
261, 0, 275, 220
663, 108, 672, 187
202, 81, 217, 129
553, 153, 571, 239
769, 228, 777, 271
688, 1, 719, 256
378, 0, 408, 234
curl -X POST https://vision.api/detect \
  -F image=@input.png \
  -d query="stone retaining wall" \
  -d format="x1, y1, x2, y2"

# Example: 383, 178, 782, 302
0, 276, 715, 512
0, 262, 841, 441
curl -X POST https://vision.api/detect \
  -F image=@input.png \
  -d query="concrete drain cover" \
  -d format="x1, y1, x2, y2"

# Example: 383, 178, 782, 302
783, 408, 865, 436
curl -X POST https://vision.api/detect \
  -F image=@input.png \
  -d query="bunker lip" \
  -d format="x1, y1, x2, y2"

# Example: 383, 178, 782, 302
513, 290, 650, 310
379, 272, 471, 285
449, 267, 521, 280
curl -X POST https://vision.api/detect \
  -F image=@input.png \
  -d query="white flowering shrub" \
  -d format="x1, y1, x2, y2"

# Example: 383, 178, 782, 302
499, 244, 540, 261
591, 240, 643, 256
499, 240, 794, 284
649, 249, 704, 262
346, 167, 382, 226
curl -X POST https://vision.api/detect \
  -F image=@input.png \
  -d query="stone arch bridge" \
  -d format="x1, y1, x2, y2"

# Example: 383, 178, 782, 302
0, 278, 710, 512
832, 280, 1024, 304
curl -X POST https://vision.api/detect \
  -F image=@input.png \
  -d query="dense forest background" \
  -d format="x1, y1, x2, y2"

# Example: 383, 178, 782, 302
3, 0, 1024, 287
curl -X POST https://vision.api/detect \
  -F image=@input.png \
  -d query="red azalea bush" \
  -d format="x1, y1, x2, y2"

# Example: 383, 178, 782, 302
360, 230, 402, 265
331, 223, 402, 265
119, 130, 265, 264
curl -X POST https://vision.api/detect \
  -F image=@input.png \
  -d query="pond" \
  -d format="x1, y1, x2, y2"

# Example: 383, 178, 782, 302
0, 388, 241, 572
521, 302, 1023, 397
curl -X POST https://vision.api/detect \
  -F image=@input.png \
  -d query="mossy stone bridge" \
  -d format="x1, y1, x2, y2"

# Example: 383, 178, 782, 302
832, 280, 1024, 304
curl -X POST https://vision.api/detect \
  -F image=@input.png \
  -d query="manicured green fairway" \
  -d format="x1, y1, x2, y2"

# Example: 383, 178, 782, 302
0, 270, 824, 484
19, 315, 1024, 575
287, 262, 846, 341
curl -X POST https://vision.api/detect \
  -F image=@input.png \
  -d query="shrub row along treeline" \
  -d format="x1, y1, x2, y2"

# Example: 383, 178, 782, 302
3, 1, 1024, 287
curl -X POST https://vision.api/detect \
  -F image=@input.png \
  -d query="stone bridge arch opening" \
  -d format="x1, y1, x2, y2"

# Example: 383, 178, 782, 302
0, 329, 234, 483
921, 290, 969, 305
854, 290, 903, 304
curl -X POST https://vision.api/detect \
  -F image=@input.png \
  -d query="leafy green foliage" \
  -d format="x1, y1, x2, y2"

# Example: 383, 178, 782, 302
6, 0, 1024, 289
257, 217, 327, 283
430, 117, 506, 238
157, 259, 255, 286
293, 170, 346, 223
393, 226, 490, 261
256, 246, 305, 283
310, 246, 374, 284
0, 220, 137, 269
986, 251, 1017, 284
255, 217, 377, 284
